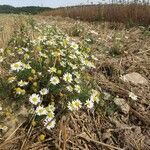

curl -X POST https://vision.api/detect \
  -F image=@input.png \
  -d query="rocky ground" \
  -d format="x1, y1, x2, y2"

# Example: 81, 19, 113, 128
0, 15, 150, 150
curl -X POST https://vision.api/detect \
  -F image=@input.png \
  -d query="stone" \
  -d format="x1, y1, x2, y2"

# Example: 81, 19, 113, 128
120, 72, 148, 85
114, 97, 130, 114
103, 92, 111, 100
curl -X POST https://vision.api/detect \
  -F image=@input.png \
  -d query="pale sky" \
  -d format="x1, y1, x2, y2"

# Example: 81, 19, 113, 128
0, 0, 101, 8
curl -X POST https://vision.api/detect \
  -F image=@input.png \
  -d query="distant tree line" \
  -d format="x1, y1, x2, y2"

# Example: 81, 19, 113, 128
0, 5, 52, 14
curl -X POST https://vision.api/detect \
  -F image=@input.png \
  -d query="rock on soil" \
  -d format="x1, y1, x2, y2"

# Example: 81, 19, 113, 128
114, 97, 130, 114
120, 72, 148, 85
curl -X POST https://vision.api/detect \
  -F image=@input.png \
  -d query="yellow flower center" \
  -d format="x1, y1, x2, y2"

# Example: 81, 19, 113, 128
75, 102, 80, 107
14, 64, 19, 68
32, 97, 37, 102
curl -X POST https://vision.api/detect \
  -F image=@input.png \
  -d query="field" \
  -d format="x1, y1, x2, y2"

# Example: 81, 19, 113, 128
42, 4, 150, 26
0, 12, 150, 150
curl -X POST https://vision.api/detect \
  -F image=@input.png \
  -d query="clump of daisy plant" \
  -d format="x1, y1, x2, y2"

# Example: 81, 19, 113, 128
3, 24, 100, 130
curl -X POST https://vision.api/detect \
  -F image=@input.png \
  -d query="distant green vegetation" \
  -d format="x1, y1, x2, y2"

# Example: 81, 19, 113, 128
0, 5, 52, 14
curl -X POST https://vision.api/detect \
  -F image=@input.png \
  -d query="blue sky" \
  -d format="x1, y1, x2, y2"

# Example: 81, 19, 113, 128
0, 0, 101, 8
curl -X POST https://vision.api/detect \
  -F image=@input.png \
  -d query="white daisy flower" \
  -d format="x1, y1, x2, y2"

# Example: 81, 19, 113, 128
38, 72, 42, 76
73, 72, 80, 79
44, 119, 56, 130
29, 94, 41, 105
0, 56, 4, 63
23, 64, 31, 69
24, 54, 30, 60
68, 63, 77, 70
46, 104, 55, 112
22, 47, 29, 52
15, 87, 26, 95
18, 80, 28, 87
82, 59, 96, 68
48, 67, 57, 73
90, 94, 100, 103
46, 112, 55, 121
60, 61, 66, 67
10, 61, 23, 72
87, 62, 96, 68
8, 76, 16, 83
90, 89, 100, 103
82, 52, 89, 58
91, 89, 99, 97
52, 51, 60, 57
40, 88, 49, 95
85, 100, 94, 109
0, 105, 2, 111
68, 99, 82, 111
129, 92, 138, 101
50, 76, 60, 85
91, 55, 98, 61
71, 42, 79, 50
81, 59, 87, 65
74, 85, 81, 93
36, 105, 47, 116
86, 38, 92, 42
74, 78, 81, 84
39, 52, 48, 58
66, 85, 73, 92
69, 54, 77, 59
18, 49, 24, 55
0, 126, 8, 133
60, 49, 66, 56
10, 52, 15, 57
63, 73, 73, 83
0, 48, 4, 53
74, 50, 81, 55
